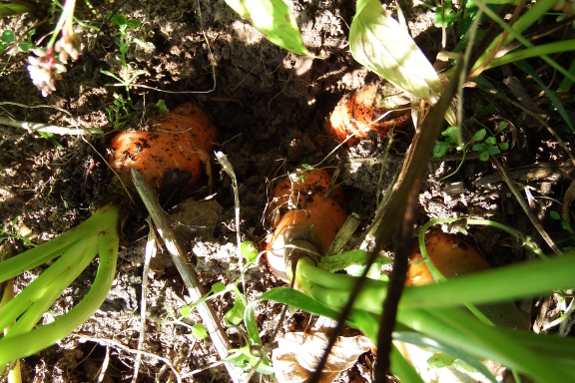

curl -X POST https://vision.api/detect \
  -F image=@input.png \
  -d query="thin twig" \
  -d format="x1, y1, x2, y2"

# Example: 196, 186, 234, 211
214, 151, 244, 289
132, 219, 157, 383
95, 345, 110, 383
490, 155, 563, 256
0, 116, 103, 136
130, 168, 240, 383
74, 335, 182, 383
374, 181, 419, 380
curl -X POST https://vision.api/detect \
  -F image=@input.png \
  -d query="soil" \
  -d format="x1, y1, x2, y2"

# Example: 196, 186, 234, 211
1, 0, 574, 382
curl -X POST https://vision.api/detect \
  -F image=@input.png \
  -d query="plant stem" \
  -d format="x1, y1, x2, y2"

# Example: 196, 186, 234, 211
5, 236, 99, 336
0, 203, 120, 283
0, 219, 119, 366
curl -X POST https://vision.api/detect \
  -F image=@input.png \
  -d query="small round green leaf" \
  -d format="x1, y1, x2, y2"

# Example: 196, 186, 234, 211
486, 146, 501, 155
427, 353, 455, 369
550, 210, 561, 220
126, 20, 141, 28
433, 142, 448, 158
472, 143, 487, 152
181, 305, 192, 318
224, 296, 246, 326
473, 129, 487, 141
1, 30, 15, 43
479, 151, 490, 161
240, 241, 258, 263
190, 323, 208, 339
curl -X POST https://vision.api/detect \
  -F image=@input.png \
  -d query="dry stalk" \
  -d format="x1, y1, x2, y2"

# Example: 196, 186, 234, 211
130, 168, 240, 383
131, 219, 157, 383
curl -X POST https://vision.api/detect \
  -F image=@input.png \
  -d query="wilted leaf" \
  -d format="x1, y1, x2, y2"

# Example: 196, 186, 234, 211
272, 332, 372, 383
349, 0, 442, 101
225, 0, 310, 56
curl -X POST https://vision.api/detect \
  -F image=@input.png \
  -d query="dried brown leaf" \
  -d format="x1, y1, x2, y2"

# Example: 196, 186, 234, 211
272, 332, 372, 383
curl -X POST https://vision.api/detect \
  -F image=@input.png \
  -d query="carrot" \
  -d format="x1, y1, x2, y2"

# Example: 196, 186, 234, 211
325, 83, 411, 143
406, 230, 491, 286
266, 169, 347, 281
107, 103, 216, 190
405, 229, 528, 329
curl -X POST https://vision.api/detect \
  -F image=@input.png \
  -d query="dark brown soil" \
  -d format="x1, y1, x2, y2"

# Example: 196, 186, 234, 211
1, 0, 574, 382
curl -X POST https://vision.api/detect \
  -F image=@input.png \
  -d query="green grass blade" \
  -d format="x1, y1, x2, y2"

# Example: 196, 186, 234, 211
399, 307, 574, 382
498, 327, 575, 359
472, 0, 555, 71
514, 59, 574, 133
394, 331, 498, 383
258, 287, 341, 320
473, 0, 575, 83
400, 254, 575, 309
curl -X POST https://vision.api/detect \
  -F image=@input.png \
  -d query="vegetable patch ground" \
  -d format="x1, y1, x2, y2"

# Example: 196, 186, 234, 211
1, 0, 574, 382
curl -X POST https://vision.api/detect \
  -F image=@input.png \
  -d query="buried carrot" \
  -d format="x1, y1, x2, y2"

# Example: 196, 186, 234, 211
324, 83, 412, 143
407, 229, 529, 330
265, 169, 347, 281
107, 103, 217, 190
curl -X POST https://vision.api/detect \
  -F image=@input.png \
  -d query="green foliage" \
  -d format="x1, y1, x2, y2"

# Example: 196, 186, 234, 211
190, 323, 208, 340
432, 126, 461, 158
427, 353, 455, 369
155, 99, 169, 117
224, 295, 246, 326
240, 241, 258, 263
225, 0, 309, 55
0, 203, 123, 370
349, 0, 442, 101
0, 0, 36, 17
550, 210, 575, 251
104, 92, 131, 129
432, 122, 509, 180
0, 30, 14, 55
101, 13, 149, 106
471, 122, 509, 162
223, 344, 274, 375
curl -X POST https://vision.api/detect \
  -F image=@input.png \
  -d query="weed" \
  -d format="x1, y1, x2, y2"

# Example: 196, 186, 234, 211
470, 122, 510, 161
104, 92, 131, 129
100, 13, 150, 107
1, 29, 35, 75
432, 122, 509, 179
